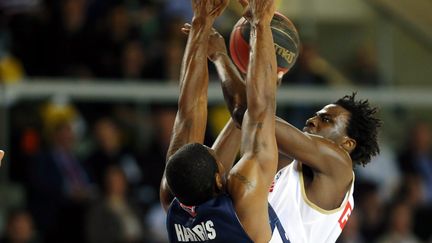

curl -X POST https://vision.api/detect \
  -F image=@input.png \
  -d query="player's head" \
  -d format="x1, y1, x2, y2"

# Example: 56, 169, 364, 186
333, 93, 381, 166
165, 143, 225, 206
304, 93, 381, 167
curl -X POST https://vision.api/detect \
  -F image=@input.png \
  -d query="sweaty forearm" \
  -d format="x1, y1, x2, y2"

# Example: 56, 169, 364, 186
178, 18, 213, 112
212, 118, 241, 175
247, 23, 277, 116
213, 54, 247, 127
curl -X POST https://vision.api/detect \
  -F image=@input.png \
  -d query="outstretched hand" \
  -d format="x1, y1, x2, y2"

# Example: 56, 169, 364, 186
192, 0, 229, 20
238, 0, 275, 24
181, 23, 228, 62
238, 0, 252, 21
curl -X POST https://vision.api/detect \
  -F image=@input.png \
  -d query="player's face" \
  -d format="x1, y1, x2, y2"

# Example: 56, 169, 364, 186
303, 104, 351, 144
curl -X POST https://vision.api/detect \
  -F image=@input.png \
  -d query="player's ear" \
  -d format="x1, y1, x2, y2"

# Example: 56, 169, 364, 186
215, 173, 223, 191
341, 137, 356, 153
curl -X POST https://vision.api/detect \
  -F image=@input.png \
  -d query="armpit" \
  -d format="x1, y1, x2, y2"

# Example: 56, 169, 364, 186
231, 172, 256, 191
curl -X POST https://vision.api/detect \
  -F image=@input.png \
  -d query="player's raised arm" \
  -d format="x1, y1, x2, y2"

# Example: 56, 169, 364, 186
177, 24, 243, 180
211, 118, 242, 177
181, 24, 247, 128
159, 0, 229, 211
227, 0, 278, 241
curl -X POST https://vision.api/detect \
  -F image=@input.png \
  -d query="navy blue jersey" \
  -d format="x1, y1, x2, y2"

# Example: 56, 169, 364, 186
166, 194, 253, 242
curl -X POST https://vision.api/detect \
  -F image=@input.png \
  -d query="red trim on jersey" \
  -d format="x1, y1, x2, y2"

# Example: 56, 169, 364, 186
179, 203, 197, 217
338, 201, 352, 229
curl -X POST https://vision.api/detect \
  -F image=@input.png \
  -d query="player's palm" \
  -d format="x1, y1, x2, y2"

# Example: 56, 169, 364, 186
192, 0, 229, 19
181, 24, 227, 61
238, 0, 275, 24
208, 28, 227, 61
250, 0, 275, 23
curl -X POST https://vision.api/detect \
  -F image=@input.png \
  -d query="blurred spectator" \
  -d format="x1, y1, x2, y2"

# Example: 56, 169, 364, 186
0, 33, 24, 83
0, 54, 25, 83
86, 165, 144, 243
0, 0, 41, 12
398, 121, 432, 204
283, 42, 329, 86
337, 211, 364, 243
144, 203, 169, 243
346, 44, 382, 86
7, 101, 44, 188
394, 174, 425, 208
356, 142, 401, 202
141, 107, 176, 203
121, 40, 146, 79
6, 7, 49, 76
0, 15, 24, 83
27, 102, 92, 243
377, 201, 421, 243
394, 174, 432, 241
162, 0, 192, 23
355, 181, 385, 242
0, 209, 39, 243
85, 117, 142, 192
120, 39, 165, 80
132, 1, 162, 46
4, 0, 170, 80
90, 1, 139, 78
30, 0, 94, 77
161, 16, 187, 82
280, 43, 329, 129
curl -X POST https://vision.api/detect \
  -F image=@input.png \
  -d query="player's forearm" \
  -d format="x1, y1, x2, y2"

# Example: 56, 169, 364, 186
212, 118, 241, 176
166, 19, 213, 164
177, 18, 213, 113
247, 23, 277, 115
213, 54, 247, 127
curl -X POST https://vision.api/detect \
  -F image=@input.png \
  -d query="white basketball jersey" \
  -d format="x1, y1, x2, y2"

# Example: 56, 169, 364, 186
268, 160, 354, 243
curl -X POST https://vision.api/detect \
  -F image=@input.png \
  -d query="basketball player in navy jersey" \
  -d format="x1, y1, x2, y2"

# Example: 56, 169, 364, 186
159, 0, 281, 242
194, 1, 382, 240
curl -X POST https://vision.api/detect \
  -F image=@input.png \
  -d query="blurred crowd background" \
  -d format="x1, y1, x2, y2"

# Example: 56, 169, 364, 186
0, 0, 432, 242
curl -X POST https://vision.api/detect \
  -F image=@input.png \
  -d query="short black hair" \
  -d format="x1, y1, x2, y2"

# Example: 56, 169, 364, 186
334, 92, 381, 167
165, 143, 218, 205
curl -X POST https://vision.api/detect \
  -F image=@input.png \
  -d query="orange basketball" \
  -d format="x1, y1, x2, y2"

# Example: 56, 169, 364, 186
229, 12, 300, 75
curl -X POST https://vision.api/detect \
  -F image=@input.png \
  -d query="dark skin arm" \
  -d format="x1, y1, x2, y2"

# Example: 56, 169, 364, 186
182, 24, 247, 128
211, 118, 242, 178
226, 0, 278, 241
159, 0, 229, 212
180, 25, 243, 179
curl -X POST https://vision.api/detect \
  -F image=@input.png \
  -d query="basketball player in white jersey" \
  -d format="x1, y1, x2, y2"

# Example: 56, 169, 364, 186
189, 2, 382, 241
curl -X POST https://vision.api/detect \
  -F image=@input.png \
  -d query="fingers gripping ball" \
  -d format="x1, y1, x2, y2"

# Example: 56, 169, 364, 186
229, 12, 300, 75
